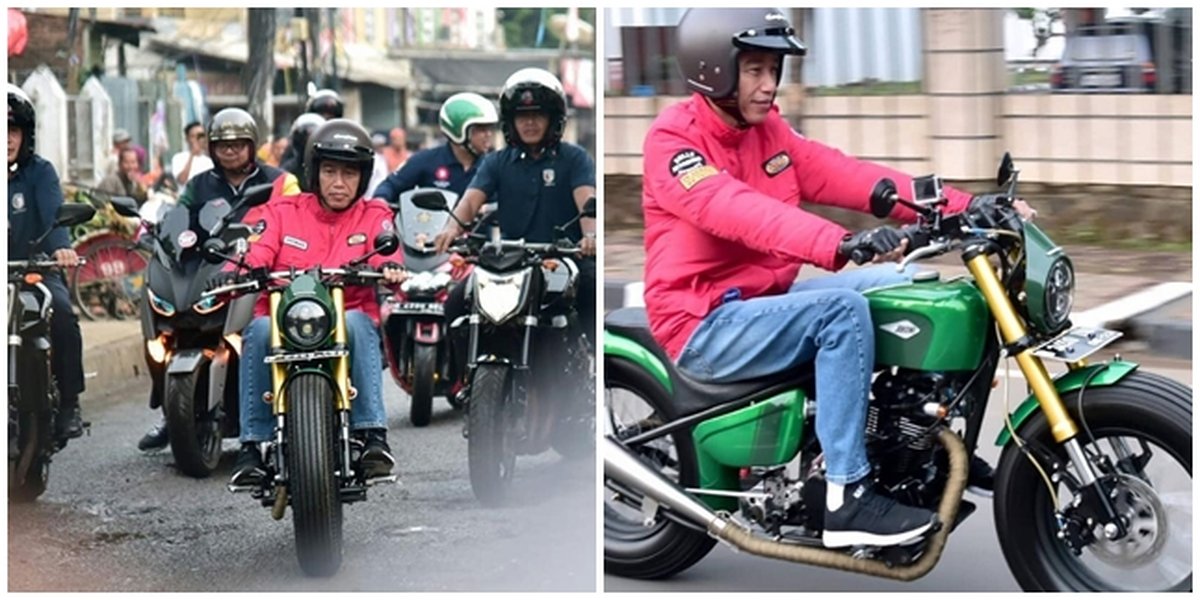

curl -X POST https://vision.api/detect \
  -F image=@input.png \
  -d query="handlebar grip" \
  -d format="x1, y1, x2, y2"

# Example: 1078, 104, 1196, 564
848, 247, 873, 266
899, 224, 930, 253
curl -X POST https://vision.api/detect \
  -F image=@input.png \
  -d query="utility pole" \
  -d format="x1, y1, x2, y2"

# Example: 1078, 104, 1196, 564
246, 8, 277, 141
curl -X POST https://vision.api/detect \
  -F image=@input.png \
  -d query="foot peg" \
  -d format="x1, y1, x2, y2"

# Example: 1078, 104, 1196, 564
365, 474, 399, 487
227, 484, 258, 494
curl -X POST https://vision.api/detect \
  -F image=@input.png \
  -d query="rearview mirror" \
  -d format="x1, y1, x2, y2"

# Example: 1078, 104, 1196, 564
107, 196, 141, 218
410, 191, 449, 212
997, 152, 1015, 188
580, 196, 597, 219
869, 179, 898, 218
201, 238, 229, 265
242, 183, 274, 208
374, 231, 400, 257
55, 203, 97, 228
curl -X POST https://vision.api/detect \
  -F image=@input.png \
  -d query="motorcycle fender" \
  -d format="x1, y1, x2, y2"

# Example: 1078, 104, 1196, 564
604, 331, 673, 393
995, 360, 1138, 447
280, 368, 340, 409
167, 349, 208, 377
414, 322, 441, 344
208, 345, 231, 412
224, 293, 258, 335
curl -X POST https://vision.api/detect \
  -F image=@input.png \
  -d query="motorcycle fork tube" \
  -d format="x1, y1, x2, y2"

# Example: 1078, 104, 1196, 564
965, 254, 1079, 443
268, 292, 287, 416
467, 316, 480, 370
339, 410, 352, 480
331, 288, 351, 412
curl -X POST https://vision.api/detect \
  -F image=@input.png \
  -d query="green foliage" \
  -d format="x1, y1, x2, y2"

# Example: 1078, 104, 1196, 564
1013, 8, 1036, 20
808, 80, 922, 96
498, 7, 595, 49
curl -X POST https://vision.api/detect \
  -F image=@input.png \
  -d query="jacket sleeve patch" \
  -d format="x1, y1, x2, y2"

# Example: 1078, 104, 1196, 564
679, 165, 718, 191
669, 149, 706, 176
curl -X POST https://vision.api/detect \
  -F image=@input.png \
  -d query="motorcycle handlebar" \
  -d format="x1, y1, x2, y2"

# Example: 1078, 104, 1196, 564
201, 267, 392, 299
846, 224, 928, 266
7, 258, 88, 271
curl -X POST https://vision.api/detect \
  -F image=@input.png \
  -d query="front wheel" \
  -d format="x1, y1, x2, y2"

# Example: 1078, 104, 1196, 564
995, 370, 1192, 591
164, 369, 222, 477
409, 343, 436, 427
286, 373, 343, 577
467, 364, 516, 506
8, 411, 52, 503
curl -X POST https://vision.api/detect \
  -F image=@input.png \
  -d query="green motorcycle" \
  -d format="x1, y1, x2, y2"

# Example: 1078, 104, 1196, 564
603, 154, 1191, 591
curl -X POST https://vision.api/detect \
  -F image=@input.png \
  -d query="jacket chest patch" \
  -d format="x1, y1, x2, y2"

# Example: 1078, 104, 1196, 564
763, 152, 792, 177
542, 168, 556, 187
283, 235, 308, 251
10, 192, 26, 213
347, 233, 367, 246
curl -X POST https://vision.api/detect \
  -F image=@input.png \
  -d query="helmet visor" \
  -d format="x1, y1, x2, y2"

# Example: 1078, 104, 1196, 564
732, 26, 807, 56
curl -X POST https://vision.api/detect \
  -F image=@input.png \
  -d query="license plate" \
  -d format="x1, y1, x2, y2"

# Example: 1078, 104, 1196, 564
1032, 326, 1123, 362
264, 349, 349, 364
1080, 72, 1121, 88
395, 302, 443, 315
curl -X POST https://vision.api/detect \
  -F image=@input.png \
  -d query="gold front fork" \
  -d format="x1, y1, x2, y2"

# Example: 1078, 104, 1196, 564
269, 292, 287, 415
965, 254, 1079, 443
332, 288, 351, 411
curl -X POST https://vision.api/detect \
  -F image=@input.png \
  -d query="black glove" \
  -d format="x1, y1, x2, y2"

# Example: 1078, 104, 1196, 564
838, 226, 906, 265
206, 271, 239, 291
966, 194, 1012, 228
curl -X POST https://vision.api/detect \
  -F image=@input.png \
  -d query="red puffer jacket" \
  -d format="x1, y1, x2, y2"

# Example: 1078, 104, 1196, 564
641, 94, 972, 360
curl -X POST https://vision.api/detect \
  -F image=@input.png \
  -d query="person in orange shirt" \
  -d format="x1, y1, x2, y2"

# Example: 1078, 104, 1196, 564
383, 127, 411, 172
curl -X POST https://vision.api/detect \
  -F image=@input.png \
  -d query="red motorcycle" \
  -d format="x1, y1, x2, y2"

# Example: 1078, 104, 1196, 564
381, 188, 472, 427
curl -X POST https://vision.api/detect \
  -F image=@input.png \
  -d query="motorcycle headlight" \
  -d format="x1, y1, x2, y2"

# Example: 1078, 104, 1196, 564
1042, 257, 1074, 330
282, 299, 332, 349
148, 288, 176, 317
474, 270, 529, 324
193, 294, 226, 315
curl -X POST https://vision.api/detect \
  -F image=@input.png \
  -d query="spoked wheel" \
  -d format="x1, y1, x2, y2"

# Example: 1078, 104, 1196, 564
71, 238, 148, 321
995, 371, 1192, 591
467, 364, 516, 506
603, 358, 715, 580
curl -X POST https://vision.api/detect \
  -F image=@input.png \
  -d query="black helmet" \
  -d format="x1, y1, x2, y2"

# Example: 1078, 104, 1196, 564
675, 8, 806, 100
304, 118, 374, 201
305, 88, 344, 119
289, 113, 326, 152
207, 108, 259, 169
7, 83, 36, 168
498, 68, 567, 152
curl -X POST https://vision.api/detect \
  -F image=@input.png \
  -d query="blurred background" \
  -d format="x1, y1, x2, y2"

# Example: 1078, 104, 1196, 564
603, 7, 1191, 252
8, 7, 596, 188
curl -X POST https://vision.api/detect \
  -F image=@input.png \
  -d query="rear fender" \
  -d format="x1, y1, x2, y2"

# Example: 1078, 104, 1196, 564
604, 331, 673, 393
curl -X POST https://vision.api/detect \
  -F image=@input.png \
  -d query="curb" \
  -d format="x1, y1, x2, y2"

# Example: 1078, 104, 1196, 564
604, 280, 1192, 359
82, 332, 150, 400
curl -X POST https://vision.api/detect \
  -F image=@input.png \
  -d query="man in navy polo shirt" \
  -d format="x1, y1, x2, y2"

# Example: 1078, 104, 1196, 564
372, 92, 499, 201
434, 67, 597, 380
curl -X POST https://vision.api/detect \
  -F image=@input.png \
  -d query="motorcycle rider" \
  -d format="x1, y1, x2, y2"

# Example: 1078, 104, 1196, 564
7, 84, 86, 441
222, 119, 407, 486
279, 113, 326, 190
306, 87, 344, 120
433, 69, 596, 376
642, 9, 1034, 548
137, 108, 299, 451
372, 92, 499, 202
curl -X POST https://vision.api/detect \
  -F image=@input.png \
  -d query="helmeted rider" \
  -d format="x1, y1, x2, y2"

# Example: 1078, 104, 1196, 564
220, 119, 407, 486
137, 107, 299, 451
7, 83, 87, 441
279, 112, 326, 190
372, 92, 499, 202
640, 8, 1033, 549
305, 88, 344, 120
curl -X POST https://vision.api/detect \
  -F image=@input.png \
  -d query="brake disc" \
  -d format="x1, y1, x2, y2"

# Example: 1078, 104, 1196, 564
1087, 474, 1168, 568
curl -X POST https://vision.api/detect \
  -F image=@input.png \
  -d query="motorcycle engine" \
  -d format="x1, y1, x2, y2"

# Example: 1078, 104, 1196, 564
866, 370, 956, 506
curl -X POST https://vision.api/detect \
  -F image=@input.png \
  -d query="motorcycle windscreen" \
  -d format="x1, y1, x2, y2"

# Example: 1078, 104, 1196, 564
397, 188, 456, 252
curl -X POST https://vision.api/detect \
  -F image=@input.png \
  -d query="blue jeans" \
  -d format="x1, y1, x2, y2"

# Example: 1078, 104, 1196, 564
676, 265, 916, 485
239, 310, 387, 443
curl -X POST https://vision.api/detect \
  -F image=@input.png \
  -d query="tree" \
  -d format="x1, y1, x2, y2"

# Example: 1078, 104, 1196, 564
246, 8, 277, 141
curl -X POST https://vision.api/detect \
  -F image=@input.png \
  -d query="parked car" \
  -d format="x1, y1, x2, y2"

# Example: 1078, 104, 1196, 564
1051, 27, 1157, 92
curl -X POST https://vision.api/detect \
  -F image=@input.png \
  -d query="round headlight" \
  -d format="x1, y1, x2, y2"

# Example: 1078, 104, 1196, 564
283, 299, 331, 349
1044, 258, 1074, 329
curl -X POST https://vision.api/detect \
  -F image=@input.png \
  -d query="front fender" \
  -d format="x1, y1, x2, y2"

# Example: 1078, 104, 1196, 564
995, 360, 1139, 447
604, 331, 673, 393
167, 348, 208, 376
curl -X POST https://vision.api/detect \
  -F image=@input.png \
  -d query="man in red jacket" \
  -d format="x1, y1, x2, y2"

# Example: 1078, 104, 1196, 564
643, 9, 1032, 549
220, 120, 407, 487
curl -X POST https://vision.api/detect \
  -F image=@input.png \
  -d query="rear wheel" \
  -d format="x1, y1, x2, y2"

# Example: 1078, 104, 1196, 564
604, 358, 715, 580
995, 371, 1192, 591
165, 369, 222, 477
287, 373, 343, 577
467, 364, 516, 506
409, 344, 436, 427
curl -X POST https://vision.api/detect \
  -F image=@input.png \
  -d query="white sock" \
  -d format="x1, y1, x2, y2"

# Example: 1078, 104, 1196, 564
827, 481, 845, 512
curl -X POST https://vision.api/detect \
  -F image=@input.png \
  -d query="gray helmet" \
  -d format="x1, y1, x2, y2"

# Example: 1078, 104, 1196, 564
207, 108, 259, 169
304, 118, 374, 201
675, 8, 806, 99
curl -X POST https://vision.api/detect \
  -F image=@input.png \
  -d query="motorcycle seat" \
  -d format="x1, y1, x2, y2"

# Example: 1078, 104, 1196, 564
605, 307, 812, 418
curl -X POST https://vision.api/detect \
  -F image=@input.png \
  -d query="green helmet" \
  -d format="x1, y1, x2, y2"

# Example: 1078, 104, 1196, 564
438, 93, 498, 146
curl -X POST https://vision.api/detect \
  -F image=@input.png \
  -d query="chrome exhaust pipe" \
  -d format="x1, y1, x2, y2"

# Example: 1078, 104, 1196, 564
602, 436, 730, 535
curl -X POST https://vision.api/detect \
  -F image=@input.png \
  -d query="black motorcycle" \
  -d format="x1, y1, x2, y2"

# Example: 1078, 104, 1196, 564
110, 185, 272, 477
8, 202, 97, 502
411, 194, 596, 506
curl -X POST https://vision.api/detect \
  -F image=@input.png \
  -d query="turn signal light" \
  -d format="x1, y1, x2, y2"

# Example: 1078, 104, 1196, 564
23, 273, 42, 285
449, 255, 466, 270
147, 336, 167, 364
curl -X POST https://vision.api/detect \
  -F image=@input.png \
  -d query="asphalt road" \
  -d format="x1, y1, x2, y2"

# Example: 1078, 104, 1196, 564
9, 375, 596, 592
604, 359, 1192, 592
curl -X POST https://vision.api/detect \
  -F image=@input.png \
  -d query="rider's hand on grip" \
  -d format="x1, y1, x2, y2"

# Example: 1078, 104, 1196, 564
838, 226, 906, 265
433, 221, 465, 256
206, 270, 239, 292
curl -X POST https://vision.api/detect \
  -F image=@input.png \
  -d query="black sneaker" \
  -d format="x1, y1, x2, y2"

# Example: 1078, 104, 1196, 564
230, 443, 267, 487
359, 429, 395, 479
966, 456, 994, 498
824, 480, 939, 548
137, 419, 169, 451
55, 403, 84, 441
